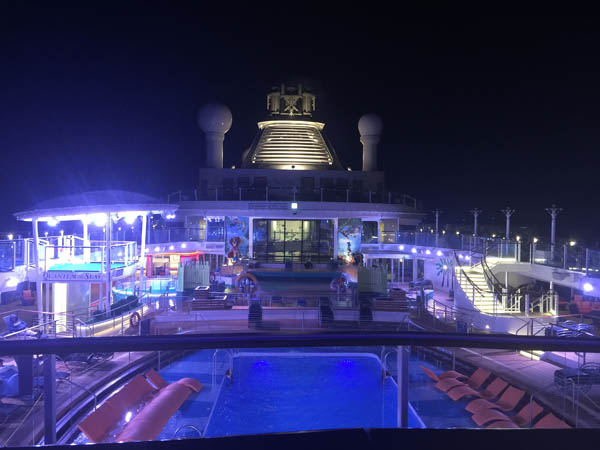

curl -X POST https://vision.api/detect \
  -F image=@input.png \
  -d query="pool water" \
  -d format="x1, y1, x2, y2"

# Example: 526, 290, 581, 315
204, 352, 422, 437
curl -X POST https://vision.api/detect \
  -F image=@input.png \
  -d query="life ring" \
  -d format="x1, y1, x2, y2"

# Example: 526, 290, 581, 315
130, 312, 141, 328
235, 273, 258, 294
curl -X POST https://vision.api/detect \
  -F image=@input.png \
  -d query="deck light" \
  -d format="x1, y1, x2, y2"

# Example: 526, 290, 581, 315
569, 240, 576, 247
47, 218, 58, 227
442, 230, 446, 234
456, 231, 460, 235
583, 282, 594, 292
458, 254, 464, 259
485, 324, 490, 329
7, 233, 13, 240
91, 213, 106, 227
492, 234, 496, 238
411, 248, 417, 254
181, 243, 187, 249
465, 255, 471, 261
169, 245, 175, 250
516, 235, 521, 242
154, 246, 160, 252
291, 202, 298, 210
5, 277, 18, 288
124, 214, 137, 225
125, 411, 133, 423
436, 250, 442, 256
442, 264, 448, 270
425, 249, 431, 255
399, 245, 404, 250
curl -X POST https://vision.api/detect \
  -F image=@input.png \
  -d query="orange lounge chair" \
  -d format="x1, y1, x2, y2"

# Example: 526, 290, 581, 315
106, 374, 157, 414
471, 400, 544, 427
77, 400, 123, 443
486, 420, 520, 429
176, 377, 204, 392
145, 368, 170, 390
447, 377, 508, 401
419, 365, 468, 382
533, 413, 571, 429
465, 386, 526, 414
116, 382, 194, 442
436, 368, 491, 392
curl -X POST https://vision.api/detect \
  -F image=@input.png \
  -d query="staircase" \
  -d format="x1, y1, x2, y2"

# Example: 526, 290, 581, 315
455, 262, 505, 314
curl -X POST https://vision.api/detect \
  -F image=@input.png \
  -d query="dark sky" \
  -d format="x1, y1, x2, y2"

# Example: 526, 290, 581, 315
1, 5, 599, 244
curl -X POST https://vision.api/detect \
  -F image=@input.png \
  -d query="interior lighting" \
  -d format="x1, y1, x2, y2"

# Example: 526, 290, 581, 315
91, 214, 106, 227
291, 202, 298, 210
399, 245, 404, 250
436, 250, 442, 256
166, 214, 176, 220
569, 240, 576, 247
47, 218, 58, 227
124, 214, 137, 225
583, 282, 594, 292
411, 248, 417, 254
7, 233, 13, 240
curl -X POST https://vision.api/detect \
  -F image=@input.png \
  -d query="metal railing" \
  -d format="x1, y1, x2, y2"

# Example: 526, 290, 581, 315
167, 187, 419, 209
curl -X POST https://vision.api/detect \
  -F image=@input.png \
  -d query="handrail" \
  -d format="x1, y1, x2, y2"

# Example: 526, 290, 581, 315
453, 250, 485, 296
3, 331, 600, 355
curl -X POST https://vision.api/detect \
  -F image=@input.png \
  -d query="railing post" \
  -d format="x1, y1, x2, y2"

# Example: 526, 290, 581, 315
265, 186, 269, 201
525, 294, 530, 318
320, 187, 323, 202
369, 190, 372, 203
238, 187, 242, 201
388, 191, 392, 203
215, 187, 218, 201
346, 188, 349, 202
563, 244, 567, 269
293, 187, 297, 201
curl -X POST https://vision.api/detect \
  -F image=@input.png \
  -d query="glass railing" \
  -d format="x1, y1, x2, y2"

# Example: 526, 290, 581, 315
167, 188, 419, 208
532, 244, 600, 277
0, 239, 27, 272
0, 333, 597, 447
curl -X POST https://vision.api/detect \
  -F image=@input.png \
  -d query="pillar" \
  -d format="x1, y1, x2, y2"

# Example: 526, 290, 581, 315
44, 354, 57, 444
397, 346, 409, 428
249, 217, 254, 259
32, 218, 43, 323
412, 258, 418, 282
105, 213, 112, 311
333, 218, 339, 260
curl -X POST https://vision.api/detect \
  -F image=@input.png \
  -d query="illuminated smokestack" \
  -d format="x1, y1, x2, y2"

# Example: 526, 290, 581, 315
197, 104, 232, 169
358, 113, 383, 171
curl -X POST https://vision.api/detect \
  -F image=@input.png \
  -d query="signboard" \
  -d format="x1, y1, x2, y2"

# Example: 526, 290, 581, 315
337, 218, 362, 263
42, 271, 105, 282
225, 216, 249, 262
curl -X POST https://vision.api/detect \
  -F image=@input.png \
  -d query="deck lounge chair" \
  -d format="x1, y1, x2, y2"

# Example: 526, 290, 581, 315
419, 365, 470, 382
447, 377, 508, 401
486, 420, 520, 429
436, 368, 491, 392
145, 368, 169, 390
533, 413, 571, 429
466, 386, 526, 414
471, 400, 544, 427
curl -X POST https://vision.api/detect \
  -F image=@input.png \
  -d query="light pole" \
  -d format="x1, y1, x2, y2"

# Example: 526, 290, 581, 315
470, 208, 482, 237
545, 205, 562, 261
500, 207, 515, 240
433, 209, 442, 247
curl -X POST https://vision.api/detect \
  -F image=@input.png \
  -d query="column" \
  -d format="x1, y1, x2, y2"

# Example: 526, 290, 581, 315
248, 217, 254, 259
412, 257, 418, 282
83, 218, 90, 262
333, 218, 339, 260
44, 354, 57, 444
397, 346, 409, 428
105, 213, 112, 311
32, 218, 43, 323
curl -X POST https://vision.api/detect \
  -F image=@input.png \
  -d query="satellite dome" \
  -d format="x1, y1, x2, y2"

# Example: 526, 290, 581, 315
197, 103, 233, 134
358, 113, 383, 136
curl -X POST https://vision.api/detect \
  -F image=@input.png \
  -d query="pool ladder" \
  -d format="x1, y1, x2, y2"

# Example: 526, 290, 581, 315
212, 349, 234, 389
174, 424, 202, 438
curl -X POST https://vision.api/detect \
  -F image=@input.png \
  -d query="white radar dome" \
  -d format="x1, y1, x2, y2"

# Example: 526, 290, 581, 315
197, 103, 233, 134
358, 113, 383, 136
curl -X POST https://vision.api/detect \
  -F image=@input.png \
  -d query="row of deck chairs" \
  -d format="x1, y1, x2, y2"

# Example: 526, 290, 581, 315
420, 365, 571, 429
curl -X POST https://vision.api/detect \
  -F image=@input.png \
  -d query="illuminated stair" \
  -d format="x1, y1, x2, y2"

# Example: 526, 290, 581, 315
455, 262, 505, 314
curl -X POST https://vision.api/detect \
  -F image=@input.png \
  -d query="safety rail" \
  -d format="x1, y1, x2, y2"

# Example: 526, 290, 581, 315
167, 187, 420, 209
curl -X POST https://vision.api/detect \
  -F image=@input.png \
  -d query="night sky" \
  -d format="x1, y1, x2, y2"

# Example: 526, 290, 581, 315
1, 6, 599, 244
